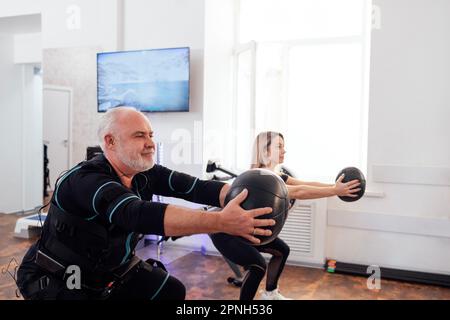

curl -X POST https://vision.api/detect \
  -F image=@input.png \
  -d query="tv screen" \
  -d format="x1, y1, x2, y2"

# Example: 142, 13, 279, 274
97, 47, 190, 112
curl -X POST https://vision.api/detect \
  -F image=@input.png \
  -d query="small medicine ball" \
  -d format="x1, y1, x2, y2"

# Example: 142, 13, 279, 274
224, 169, 290, 246
335, 167, 366, 202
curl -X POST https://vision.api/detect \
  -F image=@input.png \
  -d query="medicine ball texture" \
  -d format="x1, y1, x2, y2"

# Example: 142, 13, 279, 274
335, 167, 366, 202
224, 169, 290, 245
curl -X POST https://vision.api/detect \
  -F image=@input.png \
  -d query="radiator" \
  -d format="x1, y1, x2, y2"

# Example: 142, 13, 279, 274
278, 198, 327, 267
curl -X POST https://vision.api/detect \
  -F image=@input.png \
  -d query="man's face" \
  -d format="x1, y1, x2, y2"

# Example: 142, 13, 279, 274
114, 112, 156, 172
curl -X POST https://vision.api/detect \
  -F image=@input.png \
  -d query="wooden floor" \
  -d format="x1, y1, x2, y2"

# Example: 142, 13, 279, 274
1, 212, 450, 300
0, 213, 36, 300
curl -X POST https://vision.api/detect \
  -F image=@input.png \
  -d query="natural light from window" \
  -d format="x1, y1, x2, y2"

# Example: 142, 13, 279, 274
234, 0, 371, 181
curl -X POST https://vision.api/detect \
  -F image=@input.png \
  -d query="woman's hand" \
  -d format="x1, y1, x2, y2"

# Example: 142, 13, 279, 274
334, 174, 361, 197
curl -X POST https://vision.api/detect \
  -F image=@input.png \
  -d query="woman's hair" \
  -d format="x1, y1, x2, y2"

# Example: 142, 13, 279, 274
251, 131, 284, 169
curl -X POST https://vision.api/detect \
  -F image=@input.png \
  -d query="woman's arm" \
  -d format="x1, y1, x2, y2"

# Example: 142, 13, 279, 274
285, 176, 334, 188
287, 175, 361, 200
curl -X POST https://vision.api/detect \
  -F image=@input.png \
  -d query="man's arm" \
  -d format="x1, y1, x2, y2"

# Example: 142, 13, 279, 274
149, 166, 227, 208
164, 189, 275, 244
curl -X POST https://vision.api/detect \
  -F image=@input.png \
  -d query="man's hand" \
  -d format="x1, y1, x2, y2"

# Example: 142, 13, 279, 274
218, 189, 275, 245
334, 174, 361, 197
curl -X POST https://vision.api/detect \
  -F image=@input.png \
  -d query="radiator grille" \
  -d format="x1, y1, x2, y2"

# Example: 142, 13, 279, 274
279, 202, 314, 255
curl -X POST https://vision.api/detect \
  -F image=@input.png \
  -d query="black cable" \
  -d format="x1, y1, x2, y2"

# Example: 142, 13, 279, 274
1, 258, 21, 298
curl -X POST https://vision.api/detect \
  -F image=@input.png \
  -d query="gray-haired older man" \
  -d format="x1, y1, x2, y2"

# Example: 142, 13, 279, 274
17, 107, 274, 300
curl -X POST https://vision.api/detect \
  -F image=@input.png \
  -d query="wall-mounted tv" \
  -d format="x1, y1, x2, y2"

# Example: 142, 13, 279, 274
97, 47, 190, 112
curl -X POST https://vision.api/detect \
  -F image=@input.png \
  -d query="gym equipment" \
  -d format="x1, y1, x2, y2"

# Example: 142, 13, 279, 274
325, 259, 450, 287
224, 168, 290, 246
43, 144, 50, 197
206, 160, 238, 181
86, 146, 103, 160
335, 167, 366, 202
14, 213, 47, 239
16, 143, 51, 239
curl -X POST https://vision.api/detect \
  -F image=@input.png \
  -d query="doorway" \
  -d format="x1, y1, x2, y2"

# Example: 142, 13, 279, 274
43, 86, 72, 190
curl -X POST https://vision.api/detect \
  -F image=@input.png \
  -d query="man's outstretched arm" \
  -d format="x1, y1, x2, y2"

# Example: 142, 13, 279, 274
164, 189, 274, 245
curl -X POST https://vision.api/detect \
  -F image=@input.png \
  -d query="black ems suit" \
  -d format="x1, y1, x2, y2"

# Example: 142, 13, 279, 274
17, 155, 225, 300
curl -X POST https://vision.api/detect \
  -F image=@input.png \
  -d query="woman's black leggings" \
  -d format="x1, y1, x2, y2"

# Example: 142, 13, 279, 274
210, 233, 290, 300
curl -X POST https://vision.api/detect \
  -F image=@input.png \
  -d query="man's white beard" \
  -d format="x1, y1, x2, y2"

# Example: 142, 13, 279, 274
117, 145, 154, 172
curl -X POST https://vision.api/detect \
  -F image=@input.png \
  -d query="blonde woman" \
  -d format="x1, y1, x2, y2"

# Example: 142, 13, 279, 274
210, 131, 360, 300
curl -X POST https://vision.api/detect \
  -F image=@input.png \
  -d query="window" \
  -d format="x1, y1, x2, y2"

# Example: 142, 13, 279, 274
233, 0, 371, 181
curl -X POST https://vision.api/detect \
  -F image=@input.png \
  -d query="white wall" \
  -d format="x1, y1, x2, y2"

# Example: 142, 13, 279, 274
0, 0, 119, 213
14, 33, 42, 63
124, 0, 206, 177
1, 0, 208, 178
0, 0, 43, 18
0, 35, 43, 213
0, 0, 118, 51
22, 65, 43, 211
1, 0, 207, 214
168, 0, 236, 251
0, 35, 24, 213
43, 47, 101, 166
326, 0, 450, 274
203, 0, 236, 170
123, 0, 215, 250
41, 0, 118, 50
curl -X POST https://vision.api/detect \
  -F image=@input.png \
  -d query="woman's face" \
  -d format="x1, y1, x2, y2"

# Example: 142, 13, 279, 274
267, 135, 286, 166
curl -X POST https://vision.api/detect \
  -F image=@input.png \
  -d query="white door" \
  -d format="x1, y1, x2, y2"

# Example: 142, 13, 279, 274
43, 87, 71, 190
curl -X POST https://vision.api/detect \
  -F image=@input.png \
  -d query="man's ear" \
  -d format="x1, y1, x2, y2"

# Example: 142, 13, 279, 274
104, 134, 115, 149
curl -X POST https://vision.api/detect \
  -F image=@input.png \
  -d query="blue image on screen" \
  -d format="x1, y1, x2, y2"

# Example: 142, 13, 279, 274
97, 47, 189, 112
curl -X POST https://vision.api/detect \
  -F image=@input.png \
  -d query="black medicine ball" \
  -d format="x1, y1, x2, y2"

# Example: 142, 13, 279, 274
335, 167, 366, 202
224, 169, 290, 246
